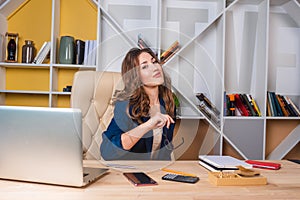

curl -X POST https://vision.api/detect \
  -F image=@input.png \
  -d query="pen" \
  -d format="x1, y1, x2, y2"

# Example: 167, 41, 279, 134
161, 168, 197, 177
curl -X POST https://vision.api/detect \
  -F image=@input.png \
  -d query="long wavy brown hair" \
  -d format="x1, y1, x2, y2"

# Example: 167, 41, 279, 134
113, 48, 175, 123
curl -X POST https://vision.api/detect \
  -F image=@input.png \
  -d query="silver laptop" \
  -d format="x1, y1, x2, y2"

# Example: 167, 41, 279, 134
0, 106, 108, 187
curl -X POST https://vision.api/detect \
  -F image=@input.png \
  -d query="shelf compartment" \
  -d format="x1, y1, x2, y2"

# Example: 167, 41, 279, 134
164, 14, 224, 130
223, 118, 265, 159
100, 0, 158, 48
6, 0, 52, 63
98, 0, 159, 71
52, 68, 77, 93
161, 0, 224, 51
5, 68, 50, 91
51, 94, 71, 108
52, 0, 98, 65
224, 0, 268, 117
268, 0, 300, 114
266, 119, 300, 159
4, 93, 50, 107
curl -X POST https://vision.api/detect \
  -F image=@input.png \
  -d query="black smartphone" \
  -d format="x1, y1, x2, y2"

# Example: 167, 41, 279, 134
123, 172, 158, 186
162, 173, 199, 184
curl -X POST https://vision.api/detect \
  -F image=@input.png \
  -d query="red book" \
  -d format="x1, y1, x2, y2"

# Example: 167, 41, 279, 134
234, 94, 249, 116
245, 160, 281, 170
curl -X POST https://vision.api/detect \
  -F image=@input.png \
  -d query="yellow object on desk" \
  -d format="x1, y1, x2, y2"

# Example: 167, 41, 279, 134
208, 171, 267, 186
161, 168, 197, 177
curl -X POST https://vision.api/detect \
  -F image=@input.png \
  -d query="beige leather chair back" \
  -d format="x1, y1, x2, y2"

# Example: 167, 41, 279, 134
71, 71, 122, 160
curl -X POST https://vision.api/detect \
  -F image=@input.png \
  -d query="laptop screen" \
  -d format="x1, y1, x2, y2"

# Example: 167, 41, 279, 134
0, 106, 85, 186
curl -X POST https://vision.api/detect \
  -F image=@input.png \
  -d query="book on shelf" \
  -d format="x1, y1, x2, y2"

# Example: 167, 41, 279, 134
229, 94, 236, 116
224, 93, 261, 116
33, 41, 51, 64
271, 92, 283, 116
160, 40, 180, 64
83, 40, 97, 66
286, 96, 300, 116
277, 95, 289, 116
199, 155, 253, 172
280, 95, 294, 116
196, 93, 220, 127
234, 94, 250, 116
267, 92, 275, 116
243, 94, 258, 116
249, 94, 261, 116
90, 40, 96, 66
266, 91, 300, 117
137, 34, 157, 56
83, 40, 89, 65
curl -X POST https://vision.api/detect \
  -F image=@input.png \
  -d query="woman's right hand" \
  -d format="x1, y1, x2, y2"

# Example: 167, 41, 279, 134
147, 112, 175, 129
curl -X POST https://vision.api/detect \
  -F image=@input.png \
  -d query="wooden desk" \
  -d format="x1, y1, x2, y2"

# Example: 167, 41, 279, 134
0, 160, 299, 200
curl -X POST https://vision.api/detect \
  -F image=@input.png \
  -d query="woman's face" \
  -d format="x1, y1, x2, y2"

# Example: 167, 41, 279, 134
138, 52, 164, 87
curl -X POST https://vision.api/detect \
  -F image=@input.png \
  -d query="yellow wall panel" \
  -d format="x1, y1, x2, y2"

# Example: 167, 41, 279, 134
60, 0, 97, 40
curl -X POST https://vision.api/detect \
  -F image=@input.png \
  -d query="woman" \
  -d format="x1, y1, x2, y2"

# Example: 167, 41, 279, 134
100, 48, 176, 160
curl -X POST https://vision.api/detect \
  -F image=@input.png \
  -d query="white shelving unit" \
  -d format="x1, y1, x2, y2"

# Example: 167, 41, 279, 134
0, 0, 299, 159
97, 0, 299, 160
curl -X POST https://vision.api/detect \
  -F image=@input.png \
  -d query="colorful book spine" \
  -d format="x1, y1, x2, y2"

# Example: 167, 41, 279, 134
160, 40, 179, 63
241, 94, 257, 116
276, 95, 289, 116
234, 94, 249, 116
271, 92, 283, 116
228, 94, 235, 116
285, 96, 300, 116
249, 94, 261, 116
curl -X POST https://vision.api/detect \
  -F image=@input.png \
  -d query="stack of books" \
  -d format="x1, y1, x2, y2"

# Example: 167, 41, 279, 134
196, 93, 220, 128
160, 40, 180, 64
199, 155, 253, 172
267, 91, 300, 117
224, 93, 261, 116
83, 40, 97, 66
